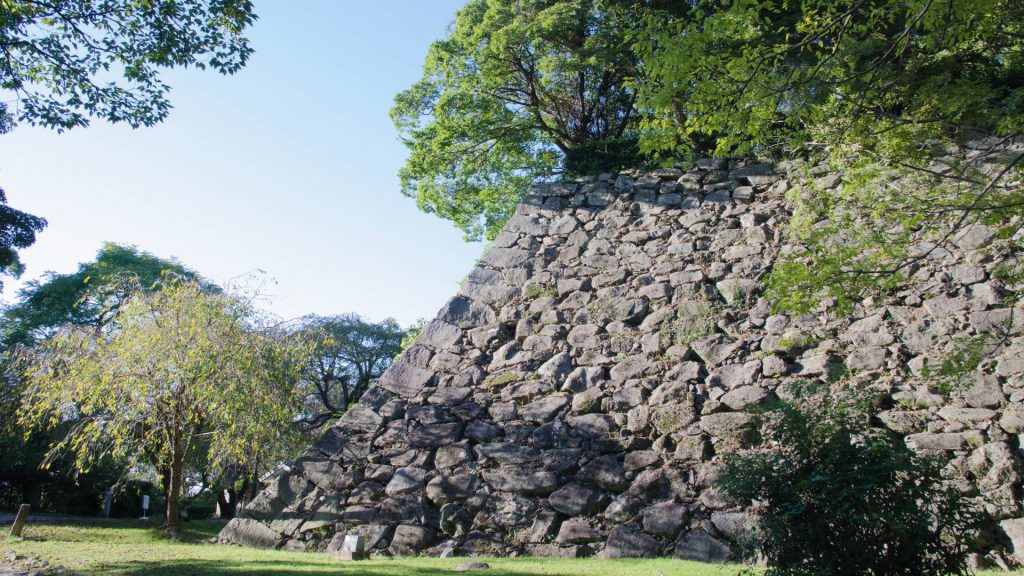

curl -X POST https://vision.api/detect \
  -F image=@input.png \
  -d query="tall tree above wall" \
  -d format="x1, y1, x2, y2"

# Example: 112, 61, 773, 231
392, 0, 645, 241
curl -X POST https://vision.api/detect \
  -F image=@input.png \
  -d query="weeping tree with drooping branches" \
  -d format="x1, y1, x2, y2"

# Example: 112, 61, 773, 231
17, 276, 313, 537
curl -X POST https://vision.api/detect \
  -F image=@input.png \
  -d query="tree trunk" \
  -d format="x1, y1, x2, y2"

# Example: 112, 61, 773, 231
21, 480, 42, 511
237, 475, 251, 511
165, 450, 184, 539
216, 488, 238, 520
158, 467, 171, 498
247, 471, 259, 501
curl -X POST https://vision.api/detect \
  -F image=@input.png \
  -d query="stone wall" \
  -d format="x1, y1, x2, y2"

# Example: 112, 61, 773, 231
220, 158, 1024, 566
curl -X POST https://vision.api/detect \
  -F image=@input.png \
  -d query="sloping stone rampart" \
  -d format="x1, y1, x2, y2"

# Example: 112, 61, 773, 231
221, 158, 1024, 564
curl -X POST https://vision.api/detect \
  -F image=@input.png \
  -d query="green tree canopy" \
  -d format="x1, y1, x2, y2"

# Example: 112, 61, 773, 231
0, 244, 203, 514
18, 276, 312, 536
294, 313, 405, 430
0, 188, 46, 287
1, 242, 204, 349
391, 0, 643, 240
0, 0, 256, 132
635, 0, 1024, 160
0, 0, 257, 280
633, 0, 1024, 312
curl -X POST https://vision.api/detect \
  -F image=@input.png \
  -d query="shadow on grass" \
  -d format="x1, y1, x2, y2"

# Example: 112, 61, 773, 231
94, 558, 551, 576
15, 518, 226, 545
174, 520, 229, 542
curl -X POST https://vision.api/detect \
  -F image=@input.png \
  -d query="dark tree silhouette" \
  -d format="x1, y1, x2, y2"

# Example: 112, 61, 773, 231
295, 314, 406, 430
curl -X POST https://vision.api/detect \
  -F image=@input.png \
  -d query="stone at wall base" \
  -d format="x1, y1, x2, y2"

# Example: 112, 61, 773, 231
333, 550, 368, 561
998, 518, 1024, 565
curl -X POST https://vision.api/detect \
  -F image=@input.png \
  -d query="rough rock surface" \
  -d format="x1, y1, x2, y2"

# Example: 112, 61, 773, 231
221, 160, 1024, 562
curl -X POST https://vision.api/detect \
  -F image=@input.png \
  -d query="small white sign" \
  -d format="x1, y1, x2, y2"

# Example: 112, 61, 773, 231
342, 534, 365, 553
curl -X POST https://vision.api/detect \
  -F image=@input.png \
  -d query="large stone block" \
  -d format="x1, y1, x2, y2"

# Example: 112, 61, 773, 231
1000, 518, 1024, 564
425, 474, 480, 504
389, 524, 437, 556
243, 474, 310, 521
480, 247, 531, 268
465, 419, 502, 443
337, 405, 385, 435
409, 422, 464, 447
385, 467, 427, 495
643, 502, 688, 536
566, 413, 615, 437
557, 518, 603, 544
699, 412, 756, 445
520, 394, 569, 422
378, 361, 435, 399
719, 386, 771, 410
674, 530, 731, 562
549, 483, 607, 516
905, 431, 983, 451
525, 543, 584, 558
603, 525, 662, 558
219, 518, 282, 549
439, 296, 496, 328
577, 455, 629, 492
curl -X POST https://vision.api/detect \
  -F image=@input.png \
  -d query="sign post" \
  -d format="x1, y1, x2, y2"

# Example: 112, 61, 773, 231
101, 487, 113, 518
141, 495, 150, 520
10, 504, 30, 537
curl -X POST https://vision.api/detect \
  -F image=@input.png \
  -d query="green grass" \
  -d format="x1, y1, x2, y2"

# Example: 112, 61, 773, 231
3, 519, 1018, 576
2, 519, 743, 576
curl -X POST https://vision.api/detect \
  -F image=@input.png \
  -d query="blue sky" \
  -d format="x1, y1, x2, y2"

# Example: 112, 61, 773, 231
0, 0, 480, 327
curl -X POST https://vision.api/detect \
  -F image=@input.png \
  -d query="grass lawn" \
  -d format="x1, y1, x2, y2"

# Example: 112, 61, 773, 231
2, 518, 745, 576
3, 519, 1019, 576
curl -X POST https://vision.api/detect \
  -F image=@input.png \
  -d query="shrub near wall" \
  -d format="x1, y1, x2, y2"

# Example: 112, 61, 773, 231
719, 389, 982, 575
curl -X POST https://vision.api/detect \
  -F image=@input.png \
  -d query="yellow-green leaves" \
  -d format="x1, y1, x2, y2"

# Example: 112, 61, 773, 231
17, 276, 314, 487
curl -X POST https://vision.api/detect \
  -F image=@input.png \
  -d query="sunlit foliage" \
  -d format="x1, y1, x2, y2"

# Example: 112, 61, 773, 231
17, 276, 312, 535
